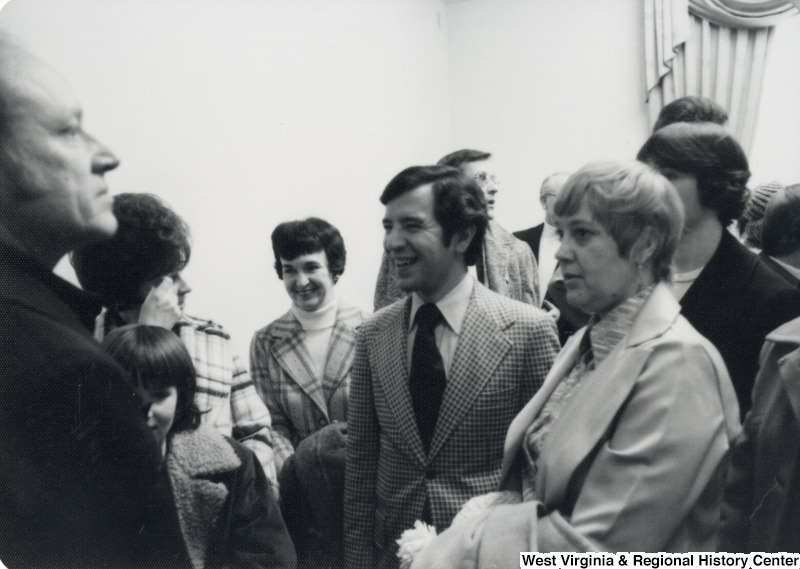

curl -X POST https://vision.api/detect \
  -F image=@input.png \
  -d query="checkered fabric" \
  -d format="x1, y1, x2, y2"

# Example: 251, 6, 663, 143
344, 283, 560, 568
96, 310, 278, 491
250, 302, 364, 472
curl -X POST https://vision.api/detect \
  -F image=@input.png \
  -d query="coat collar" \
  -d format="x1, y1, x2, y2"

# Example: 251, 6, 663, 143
765, 318, 800, 424
1, 243, 103, 333
269, 302, 362, 417
167, 425, 241, 569
500, 283, 680, 491
680, 230, 758, 317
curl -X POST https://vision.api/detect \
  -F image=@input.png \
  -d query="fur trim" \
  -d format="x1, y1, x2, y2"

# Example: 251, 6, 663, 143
167, 425, 241, 569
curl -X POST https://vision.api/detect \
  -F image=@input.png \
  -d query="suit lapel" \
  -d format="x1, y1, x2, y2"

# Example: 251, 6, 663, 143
538, 343, 648, 504
269, 312, 328, 417
779, 350, 800, 432
766, 319, 800, 429
427, 285, 511, 460
680, 231, 754, 329
374, 298, 428, 466
321, 306, 361, 404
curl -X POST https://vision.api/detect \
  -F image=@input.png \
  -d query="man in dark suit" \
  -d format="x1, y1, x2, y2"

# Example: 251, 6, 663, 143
760, 183, 800, 288
0, 37, 189, 569
638, 123, 800, 417
345, 166, 560, 568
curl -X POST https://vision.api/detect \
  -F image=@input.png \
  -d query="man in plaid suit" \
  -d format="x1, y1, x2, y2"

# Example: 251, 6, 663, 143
344, 165, 560, 568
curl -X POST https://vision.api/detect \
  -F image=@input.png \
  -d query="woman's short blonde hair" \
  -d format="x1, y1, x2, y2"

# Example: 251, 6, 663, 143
554, 160, 685, 282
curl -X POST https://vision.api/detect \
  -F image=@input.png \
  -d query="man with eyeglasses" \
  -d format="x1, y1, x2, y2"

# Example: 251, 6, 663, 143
374, 149, 540, 309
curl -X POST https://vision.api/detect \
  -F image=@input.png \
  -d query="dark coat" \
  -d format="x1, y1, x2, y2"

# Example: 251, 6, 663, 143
679, 231, 800, 416
721, 317, 800, 552
513, 223, 544, 261
543, 278, 591, 346
168, 426, 296, 569
279, 422, 347, 569
0, 245, 190, 569
759, 252, 800, 288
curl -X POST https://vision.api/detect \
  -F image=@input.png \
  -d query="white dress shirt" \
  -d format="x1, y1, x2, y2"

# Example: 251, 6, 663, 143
407, 273, 474, 378
538, 222, 560, 291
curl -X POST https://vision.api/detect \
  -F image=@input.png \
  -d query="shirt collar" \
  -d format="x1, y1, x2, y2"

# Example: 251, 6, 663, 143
410, 272, 474, 335
542, 222, 559, 238
587, 284, 655, 366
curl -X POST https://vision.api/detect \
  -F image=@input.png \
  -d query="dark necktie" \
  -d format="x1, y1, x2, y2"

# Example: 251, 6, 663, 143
409, 303, 447, 454
578, 327, 594, 369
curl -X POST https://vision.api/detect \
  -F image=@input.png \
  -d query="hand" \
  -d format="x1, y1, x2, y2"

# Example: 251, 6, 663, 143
138, 277, 182, 329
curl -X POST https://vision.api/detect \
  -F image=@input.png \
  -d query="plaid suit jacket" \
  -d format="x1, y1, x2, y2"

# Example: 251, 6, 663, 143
344, 282, 559, 568
250, 302, 364, 472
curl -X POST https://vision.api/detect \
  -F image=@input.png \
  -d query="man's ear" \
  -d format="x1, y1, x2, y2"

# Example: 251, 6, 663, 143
451, 224, 477, 255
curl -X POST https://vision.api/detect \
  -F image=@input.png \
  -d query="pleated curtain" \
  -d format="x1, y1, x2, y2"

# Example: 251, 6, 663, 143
644, 0, 798, 152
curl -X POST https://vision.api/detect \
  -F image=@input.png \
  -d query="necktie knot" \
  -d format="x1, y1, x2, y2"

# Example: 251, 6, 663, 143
415, 303, 443, 331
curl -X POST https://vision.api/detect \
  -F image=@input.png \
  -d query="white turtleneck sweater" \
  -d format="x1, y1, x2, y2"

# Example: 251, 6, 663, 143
291, 294, 338, 380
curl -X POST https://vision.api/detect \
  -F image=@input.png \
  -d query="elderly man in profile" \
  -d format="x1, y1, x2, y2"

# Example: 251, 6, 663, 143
0, 37, 189, 568
514, 171, 571, 290
374, 149, 540, 309
345, 165, 559, 568
514, 171, 588, 345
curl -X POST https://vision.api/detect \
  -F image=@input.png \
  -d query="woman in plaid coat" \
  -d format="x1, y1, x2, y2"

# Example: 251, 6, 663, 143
250, 218, 364, 473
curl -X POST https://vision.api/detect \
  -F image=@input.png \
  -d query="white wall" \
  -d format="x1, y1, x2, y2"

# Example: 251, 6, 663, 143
445, 1, 800, 229
0, 0, 451, 360
445, 0, 652, 232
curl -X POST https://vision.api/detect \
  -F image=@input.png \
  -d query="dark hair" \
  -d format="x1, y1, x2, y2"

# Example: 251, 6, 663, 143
380, 165, 488, 266
437, 149, 491, 171
653, 96, 729, 132
636, 122, 750, 225
271, 217, 346, 279
72, 193, 191, 310
762, 184, 800, 257
101, 325, 202, 433
555, 161, 685, 283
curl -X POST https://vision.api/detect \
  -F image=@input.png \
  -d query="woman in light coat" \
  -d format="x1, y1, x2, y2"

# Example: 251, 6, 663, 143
411, 161, 741, 567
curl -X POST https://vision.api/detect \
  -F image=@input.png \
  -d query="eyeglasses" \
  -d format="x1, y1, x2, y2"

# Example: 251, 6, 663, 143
473, 172, 499, 186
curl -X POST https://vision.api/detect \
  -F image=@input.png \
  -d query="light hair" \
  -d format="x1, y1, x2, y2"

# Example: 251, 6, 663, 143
554, 161, 685, 282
